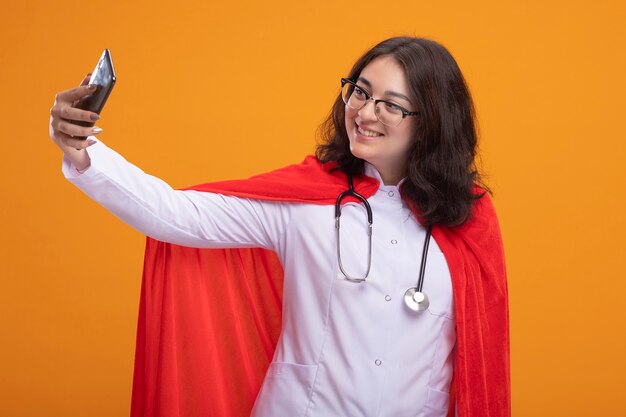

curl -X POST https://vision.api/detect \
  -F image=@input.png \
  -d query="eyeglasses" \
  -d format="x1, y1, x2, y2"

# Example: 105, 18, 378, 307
341, 77, 418, 127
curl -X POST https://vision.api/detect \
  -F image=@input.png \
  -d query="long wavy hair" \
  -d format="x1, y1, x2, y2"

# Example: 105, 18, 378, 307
315, 36, 491, 227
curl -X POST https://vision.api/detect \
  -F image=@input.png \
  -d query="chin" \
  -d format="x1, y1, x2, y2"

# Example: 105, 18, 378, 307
346, 119, 384, 166
349, 142, 377, 166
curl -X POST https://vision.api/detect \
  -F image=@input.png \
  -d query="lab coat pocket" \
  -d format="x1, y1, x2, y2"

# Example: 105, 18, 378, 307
422, 387, 450, 417
252, 362, 317, 417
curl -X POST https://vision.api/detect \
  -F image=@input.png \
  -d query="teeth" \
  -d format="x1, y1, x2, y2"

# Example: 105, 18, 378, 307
357, 125, 382, 137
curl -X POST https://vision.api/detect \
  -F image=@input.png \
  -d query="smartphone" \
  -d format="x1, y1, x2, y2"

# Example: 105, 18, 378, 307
73, 49, 116, 138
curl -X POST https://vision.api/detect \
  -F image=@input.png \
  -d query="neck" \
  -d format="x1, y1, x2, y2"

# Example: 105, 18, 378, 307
376, 164, 406, 186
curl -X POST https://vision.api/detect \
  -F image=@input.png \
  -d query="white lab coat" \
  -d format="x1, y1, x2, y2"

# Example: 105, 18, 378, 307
63, 139, 456, 417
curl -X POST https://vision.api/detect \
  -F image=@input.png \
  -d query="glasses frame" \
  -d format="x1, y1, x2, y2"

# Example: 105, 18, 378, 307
341, 77, 419, 126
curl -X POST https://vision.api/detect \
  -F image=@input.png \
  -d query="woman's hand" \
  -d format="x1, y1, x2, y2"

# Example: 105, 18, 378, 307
49, 73, 103, 170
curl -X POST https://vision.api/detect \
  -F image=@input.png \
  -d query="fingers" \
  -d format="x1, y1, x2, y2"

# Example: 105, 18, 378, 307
56, 131, 97, 150
55, 119, 102, 138
49, 74, 101, 152
80, 73, 92, 86
55, 83, 97, 103
50, 74, 97, 120
50, 104, 99, 123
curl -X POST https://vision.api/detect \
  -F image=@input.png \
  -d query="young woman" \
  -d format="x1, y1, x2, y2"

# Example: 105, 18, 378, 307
49, 36, 510, 417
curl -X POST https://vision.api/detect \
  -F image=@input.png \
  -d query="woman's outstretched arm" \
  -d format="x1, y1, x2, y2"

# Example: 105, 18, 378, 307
61, 139, 286, 250
50, 77, 287, 250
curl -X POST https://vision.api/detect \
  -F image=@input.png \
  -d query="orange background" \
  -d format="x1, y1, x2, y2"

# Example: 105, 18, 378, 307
1, 0, 625, 416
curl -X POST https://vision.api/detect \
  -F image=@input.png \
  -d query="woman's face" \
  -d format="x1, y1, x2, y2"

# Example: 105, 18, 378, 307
344, 55, 417, 179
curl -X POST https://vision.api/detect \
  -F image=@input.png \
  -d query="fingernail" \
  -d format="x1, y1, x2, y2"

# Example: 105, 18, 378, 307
87, 139, 97, 147
90, 113, 100, 121
92, 127, 103, 134
88, 84, 97, 90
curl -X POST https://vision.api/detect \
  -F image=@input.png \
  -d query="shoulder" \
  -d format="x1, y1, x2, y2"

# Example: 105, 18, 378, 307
447, 183, 502, 243
470, 183, 498, 222
183, 154, 349, 204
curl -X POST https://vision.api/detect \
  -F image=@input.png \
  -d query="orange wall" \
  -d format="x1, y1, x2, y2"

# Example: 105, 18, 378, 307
1, 0, 625, 416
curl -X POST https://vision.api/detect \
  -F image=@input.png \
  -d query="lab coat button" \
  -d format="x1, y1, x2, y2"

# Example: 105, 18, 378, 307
391, 239, 397, 244
387, 191, 395, 197
375, 359, 382, 366
385, 295, 392, 301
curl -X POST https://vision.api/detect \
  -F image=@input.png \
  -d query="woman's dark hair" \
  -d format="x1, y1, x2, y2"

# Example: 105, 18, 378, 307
315, 36, 491, 227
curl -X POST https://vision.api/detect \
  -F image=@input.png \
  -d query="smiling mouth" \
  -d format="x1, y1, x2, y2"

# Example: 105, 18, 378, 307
355, 122, 384, 137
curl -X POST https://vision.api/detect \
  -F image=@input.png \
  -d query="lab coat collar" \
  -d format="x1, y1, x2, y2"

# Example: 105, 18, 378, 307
363, 161, 408, 189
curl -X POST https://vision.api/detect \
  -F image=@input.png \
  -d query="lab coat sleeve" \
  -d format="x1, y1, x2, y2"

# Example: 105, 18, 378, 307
61, 138, 287, 250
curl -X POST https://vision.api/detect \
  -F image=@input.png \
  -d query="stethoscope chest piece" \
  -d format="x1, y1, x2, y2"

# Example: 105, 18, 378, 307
404, 288, 430, 312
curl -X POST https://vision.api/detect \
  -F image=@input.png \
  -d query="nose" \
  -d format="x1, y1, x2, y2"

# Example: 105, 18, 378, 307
357, 99, 379, 122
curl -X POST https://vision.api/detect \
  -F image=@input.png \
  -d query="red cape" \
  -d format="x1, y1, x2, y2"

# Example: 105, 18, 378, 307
130, 155, 510, 417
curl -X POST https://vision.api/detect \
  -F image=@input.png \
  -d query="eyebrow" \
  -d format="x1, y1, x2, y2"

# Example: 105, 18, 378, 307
357, 77, 412, 103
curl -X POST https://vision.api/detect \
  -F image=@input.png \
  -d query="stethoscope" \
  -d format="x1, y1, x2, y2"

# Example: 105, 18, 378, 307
335, 174, 432, 312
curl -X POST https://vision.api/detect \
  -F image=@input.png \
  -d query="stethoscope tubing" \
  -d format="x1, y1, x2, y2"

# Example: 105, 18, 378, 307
335, 173, 433, 300
335, 174, 373, 283
416, 224, 433, 293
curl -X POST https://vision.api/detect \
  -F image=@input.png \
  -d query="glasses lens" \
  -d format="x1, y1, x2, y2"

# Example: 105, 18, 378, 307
342, 81, 366, 110
375, 101, 404, 127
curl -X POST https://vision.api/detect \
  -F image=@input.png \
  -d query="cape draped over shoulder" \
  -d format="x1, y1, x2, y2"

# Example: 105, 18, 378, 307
130, 155, 510, 417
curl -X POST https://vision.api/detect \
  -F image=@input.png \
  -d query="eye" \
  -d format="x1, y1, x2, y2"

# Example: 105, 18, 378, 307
354, 86, 366, 97
384, 101, 401, 112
